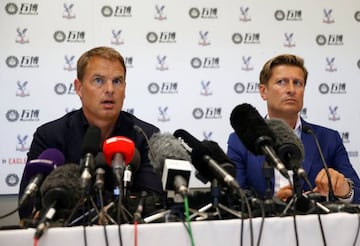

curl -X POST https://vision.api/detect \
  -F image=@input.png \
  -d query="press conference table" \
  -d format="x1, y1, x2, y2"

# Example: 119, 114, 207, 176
0, 212, 359, 246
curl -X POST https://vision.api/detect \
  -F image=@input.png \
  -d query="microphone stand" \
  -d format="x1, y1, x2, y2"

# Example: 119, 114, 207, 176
262, 160, 274, 212
190, 178, 243, 220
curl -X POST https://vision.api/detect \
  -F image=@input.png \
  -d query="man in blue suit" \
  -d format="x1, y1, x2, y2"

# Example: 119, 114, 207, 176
227, 54, 360, 204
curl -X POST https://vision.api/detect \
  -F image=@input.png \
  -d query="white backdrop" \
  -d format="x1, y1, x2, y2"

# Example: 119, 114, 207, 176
1, 0, 359, 195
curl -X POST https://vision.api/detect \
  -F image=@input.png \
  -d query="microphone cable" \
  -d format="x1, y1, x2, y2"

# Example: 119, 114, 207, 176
302, 125, 337, 201
184, 195, 195, 246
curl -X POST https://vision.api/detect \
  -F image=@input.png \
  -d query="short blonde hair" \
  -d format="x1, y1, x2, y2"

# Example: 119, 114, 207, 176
259, 54, 308, 86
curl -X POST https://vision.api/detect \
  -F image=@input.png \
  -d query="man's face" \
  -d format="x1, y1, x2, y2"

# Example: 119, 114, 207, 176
74, 56, 126, 124
259, 65, 305, 118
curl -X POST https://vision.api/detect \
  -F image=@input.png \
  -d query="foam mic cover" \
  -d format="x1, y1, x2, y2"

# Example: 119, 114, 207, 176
174, 129, 238, 186
81, 125, 101, 156
26, 148, 65, 177
266, 118, 304, 168
230, 103, 275, 154
103, 136, 135, 166
148, 132, 191, 176
40, 164, 82, 215
200, 140, 236, 178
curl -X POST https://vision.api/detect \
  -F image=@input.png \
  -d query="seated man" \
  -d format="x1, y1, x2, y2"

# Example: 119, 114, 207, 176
227, 54, 360, 205
19, 46, 164, 223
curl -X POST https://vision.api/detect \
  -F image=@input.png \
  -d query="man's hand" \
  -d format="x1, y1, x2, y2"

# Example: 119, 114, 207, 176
275, 184, 293, 201
313, 168, 351, 198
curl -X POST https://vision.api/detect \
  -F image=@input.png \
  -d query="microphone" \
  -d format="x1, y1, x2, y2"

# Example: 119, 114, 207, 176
19, 148, 65, 209
266, 118, 312, 188
35, 163, 82, 240
148, 132, 192, 197
94, 152, 107, 192
302, 125, 337, 201
173, 129, 240, 192
102, 136, 135, 193
230, 103, 290, 179
123, 148, 141, 195
80, 125, 101, 193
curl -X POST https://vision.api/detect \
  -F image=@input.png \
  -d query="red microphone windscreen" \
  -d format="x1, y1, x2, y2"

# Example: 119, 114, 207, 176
102, 136, 135, 166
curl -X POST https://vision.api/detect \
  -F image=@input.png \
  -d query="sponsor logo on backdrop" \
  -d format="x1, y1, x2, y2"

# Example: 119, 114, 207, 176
232, 33, 260, 44
325, 57, 337, 72
328, 106, 340, 121
53, 30, 85, 43
200, 81, 212, 96
5, 174, 19, 187
192, 107, 222, 119
16, 134, 30, 152
203, 131, 213, 140
125, 57, 134, 68
146, 32, 176, 43
156, 55, 169, 71
234, 83, 245, 94
191, 57, 220, 69
316, 34, 343, 46
300, 107, 307, 119
319, 83, 329, 94
111, 29, 124, 45
341, 132, 350, 143
355, 11, 360, 22
148, 82, 178, 94
284, 33, 296, 47
63, 3, 76, 19
323, 9, 334, 24
123, 108, 134, 114
6, 109, 39, 122
241, 56, 253, 71
5, 56, 19, 68
155, 5, 167, 20
101, 5, 132, 17
64, 55, 76, 71
234, 82, 259, 94
199, 31, 211, 46
274, 10, 302, 21
16, 81, 30, 97
8, 157, 26, 165
6, 110, 19, 122
65, 107, 77, 113
319, 83, 346, 94
5, 2, 38, 15
189, 7, 218, 19
158, 106, 170, 122
15, 27, 29, 44
54, 83, 76, 95
348, 151, 359, 157
6, 55, 39, 68
239, 6, 251, 22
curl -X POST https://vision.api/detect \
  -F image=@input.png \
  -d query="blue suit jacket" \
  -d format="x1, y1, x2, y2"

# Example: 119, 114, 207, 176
227, 118, 360, 203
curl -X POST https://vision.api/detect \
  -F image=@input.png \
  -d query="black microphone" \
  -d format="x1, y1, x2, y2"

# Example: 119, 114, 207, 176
148, 132, 192, 196
19, 148, 65, 208
266, 118, 312, 188
173, 129, 241, 192
94, 152, 107, 192
230, 103, 290, 179
35, 163, 82, 240
302, 125, 337, 201
80, 125, 101, 193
